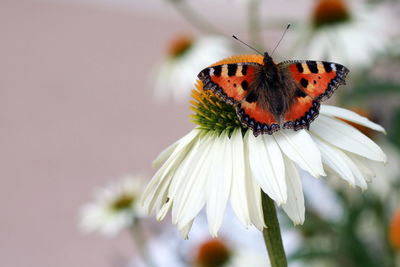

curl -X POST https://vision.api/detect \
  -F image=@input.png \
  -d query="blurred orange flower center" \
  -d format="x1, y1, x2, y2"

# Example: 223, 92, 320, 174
312, 0, 351, 28
196, 239, 231, 267
168, 36, 194, 58
390, 209, 400, 251
111, 195, 134, 211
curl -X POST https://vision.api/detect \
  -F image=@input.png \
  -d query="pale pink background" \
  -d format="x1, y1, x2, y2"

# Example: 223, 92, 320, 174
0, 1, 311, 266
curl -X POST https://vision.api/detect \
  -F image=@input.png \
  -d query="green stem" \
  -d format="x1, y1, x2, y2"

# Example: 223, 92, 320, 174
261, 191, 288, 267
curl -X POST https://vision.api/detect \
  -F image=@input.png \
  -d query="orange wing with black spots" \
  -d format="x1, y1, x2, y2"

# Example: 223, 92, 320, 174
279, 60, 349, 129
280, 60, 349, 101
236, 101, 280, 136
197, 62, 261, 105
282, 95, 320, 130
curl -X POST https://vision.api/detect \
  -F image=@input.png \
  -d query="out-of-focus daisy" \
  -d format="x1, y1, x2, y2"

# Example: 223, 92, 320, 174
80, 174, 145, 237
293, 0, 393, 69
194, 239, 267, 267
154, 35, 234, 102
141, 71, 386, 237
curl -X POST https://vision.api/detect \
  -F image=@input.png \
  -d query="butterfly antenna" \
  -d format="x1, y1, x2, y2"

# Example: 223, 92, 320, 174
232, 35, 263, 55
271, 24, 291, 56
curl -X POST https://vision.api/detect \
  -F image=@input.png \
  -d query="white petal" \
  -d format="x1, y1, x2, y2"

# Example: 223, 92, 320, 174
247, 131, 287, 205
229, 128, 251, 227
247, 183, 265, 230
141, 129, 199, 213
243, 133, 265, 230
313, 137, 356, 186
346, 153, 376, 184
156, 199, 173, 221
282, 156, 305, 225
245, 167, 265, 230
345, 156, 368, 190
152, 141, 179, 168
170, 140, 202, 224
311, 115, 387, 162
174, 134, 214, 226
206, 132, 232, 237
274, 129, 325, 178
178, 219, 194, 240
320, 105, 386, 134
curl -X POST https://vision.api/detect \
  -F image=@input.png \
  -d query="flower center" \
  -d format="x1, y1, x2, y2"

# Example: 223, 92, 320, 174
167, 35, 194, 58
191, 81, 243, 135
111, 195, 134, 211
312, 0, 351, 28
195, 239, 232, 267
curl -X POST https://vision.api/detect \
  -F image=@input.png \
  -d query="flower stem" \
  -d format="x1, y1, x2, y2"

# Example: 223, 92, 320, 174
261, 191, 288, 267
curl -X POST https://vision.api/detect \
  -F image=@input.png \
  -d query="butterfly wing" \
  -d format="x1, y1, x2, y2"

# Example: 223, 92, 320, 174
236, 101, 281, 136
198, 62, 261, 104
278, 60, 349, 129
280, 60, 349, 101
198, 58, 280, 136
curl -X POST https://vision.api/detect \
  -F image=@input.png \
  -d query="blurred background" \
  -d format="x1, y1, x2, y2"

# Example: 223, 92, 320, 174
1, 0, 400, 267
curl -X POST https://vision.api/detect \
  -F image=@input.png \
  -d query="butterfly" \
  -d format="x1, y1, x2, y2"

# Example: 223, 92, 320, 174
197, 52, 349, 136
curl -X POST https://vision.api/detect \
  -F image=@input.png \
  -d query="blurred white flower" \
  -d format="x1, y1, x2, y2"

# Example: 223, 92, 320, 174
80, 174, 146, 237
293, 0, 394, 69
154, 35, 234, 102
193, 238, 267, 267
368, 140, 400, 200
141, 80, 387, 237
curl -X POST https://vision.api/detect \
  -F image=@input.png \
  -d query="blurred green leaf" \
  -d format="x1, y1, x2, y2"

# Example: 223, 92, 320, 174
389, 108, 400, 148
342, 79, 400, 104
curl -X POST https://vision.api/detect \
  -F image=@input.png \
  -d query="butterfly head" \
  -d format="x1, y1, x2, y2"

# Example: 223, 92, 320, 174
263, 52, 278, 74
263, 52, 274, 65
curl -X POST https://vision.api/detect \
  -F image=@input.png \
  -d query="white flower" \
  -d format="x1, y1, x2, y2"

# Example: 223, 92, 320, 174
141, 105, 386, 238
154, 35, 234, 102
292, 0, 394, 69
80, 174, 145, 237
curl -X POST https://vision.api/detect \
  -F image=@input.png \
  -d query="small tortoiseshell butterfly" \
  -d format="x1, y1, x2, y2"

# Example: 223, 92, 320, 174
198, 52, 349, 136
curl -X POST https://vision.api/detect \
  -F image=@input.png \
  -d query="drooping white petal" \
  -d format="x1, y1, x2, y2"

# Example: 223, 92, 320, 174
247, 181, 265, 231
274, 129, 325, 178
311, 115, 387, 162
170, 140, 202, 224
320, 105, 386, 133
174, 134, 214, 226
178, 219, 194, 240
247, 132, 287, 205
344, 156, 368, 190
156, 199, 173, 221
206, 132, 233, 237
152, 141, 179, 168
313, 137, 356, 186
243, 133, 265, 230
141, 129, 200, 213
229, 128, 251, 227
346, 153, 376, 184
282, 156, 305, 225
